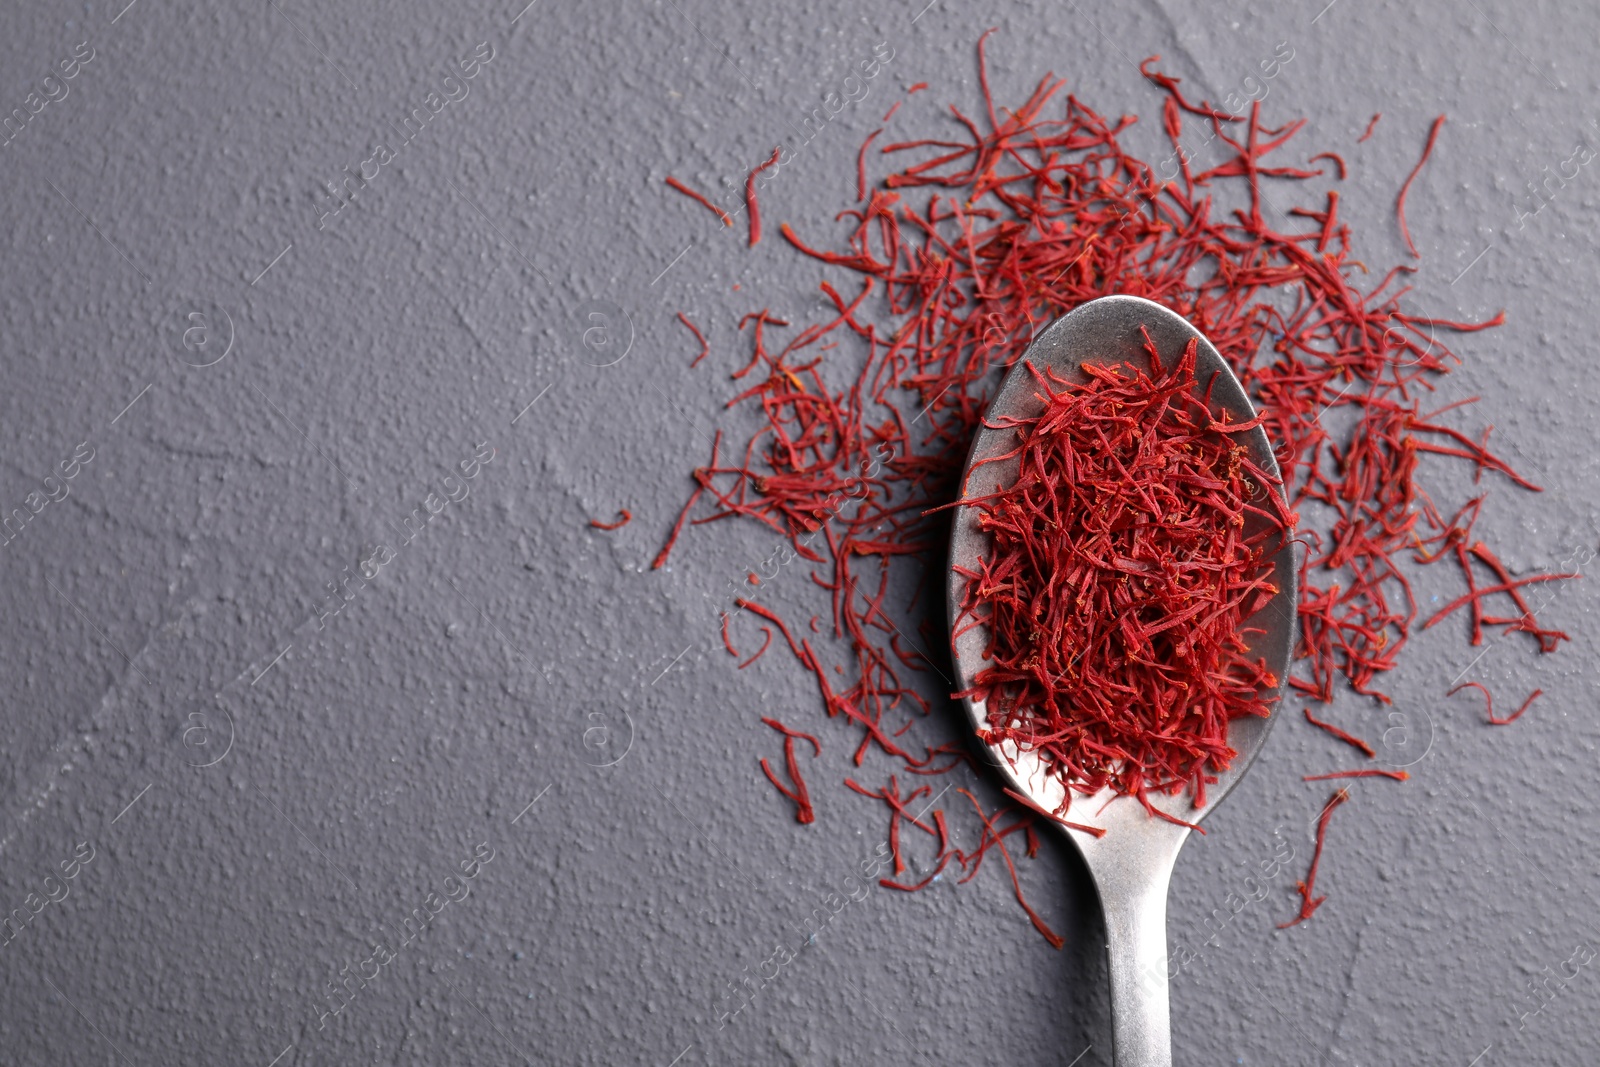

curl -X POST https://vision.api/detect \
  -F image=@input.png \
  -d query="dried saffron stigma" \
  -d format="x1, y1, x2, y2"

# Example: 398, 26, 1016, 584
664, 175, 732, 227
1302, 707, 1376, 759
759, 717, 821, 824
955, 333, 1294, 813
745, 147, 782, 247
1302, 769, 1408, 782
1448, 681, 1544, 726
1279, 788, 1350, 928
677, 312, 710, 368
1395, 116, 1445, 258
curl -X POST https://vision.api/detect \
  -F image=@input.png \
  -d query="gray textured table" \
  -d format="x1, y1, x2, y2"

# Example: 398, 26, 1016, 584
0, 1, 1595, 1064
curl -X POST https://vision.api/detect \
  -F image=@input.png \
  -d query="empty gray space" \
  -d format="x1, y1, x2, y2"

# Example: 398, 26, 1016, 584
0, 1, 1594, 1065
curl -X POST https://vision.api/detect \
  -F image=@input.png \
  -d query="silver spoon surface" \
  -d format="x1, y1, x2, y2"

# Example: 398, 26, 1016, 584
946, 295, 1296, 1067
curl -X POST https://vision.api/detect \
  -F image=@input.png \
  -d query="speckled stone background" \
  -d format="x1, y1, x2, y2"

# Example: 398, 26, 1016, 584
0, 0, 1595, 1064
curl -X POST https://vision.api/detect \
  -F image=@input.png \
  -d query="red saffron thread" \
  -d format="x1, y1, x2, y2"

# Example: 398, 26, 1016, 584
759, 717, 821, 823
1279, 788, 1350, 928
664, 175, 732, 226
651, 430, 719, 570
1357, 113, 1381, 143
1001, 787, 1106, 838
957, 788, 1064, 948
1395, 115, 1445, 258
1302, 769, 1408, 781
1310, 151, 1347, 180
677, 312, 710, 368
589, 510, 632, 531
1495, 688, 1543, 725
857, 128, 884, 202
745, 147, 783, 247
1302, 708, 1376, 758
1449, 681, 1543, 725
737, 628, 774, 669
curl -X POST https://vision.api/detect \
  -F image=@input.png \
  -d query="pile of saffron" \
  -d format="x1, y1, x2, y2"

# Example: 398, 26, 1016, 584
956, 334, 1294, 817
659, 32, 1571, 941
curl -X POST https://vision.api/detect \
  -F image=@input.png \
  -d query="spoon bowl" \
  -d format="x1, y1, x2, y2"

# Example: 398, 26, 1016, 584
946, 295, 1296, 1067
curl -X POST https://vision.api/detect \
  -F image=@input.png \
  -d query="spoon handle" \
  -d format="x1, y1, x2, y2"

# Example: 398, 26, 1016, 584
1089, 831, 1186, 1067
1103, 879, 1171, 1065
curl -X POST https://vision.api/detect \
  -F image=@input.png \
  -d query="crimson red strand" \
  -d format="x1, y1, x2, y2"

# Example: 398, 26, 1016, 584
745, 148, 782, 247
664, 175, 731, 226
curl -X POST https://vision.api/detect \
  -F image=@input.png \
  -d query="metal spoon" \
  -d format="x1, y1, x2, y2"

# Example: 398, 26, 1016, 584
946, 295, 1296, 1067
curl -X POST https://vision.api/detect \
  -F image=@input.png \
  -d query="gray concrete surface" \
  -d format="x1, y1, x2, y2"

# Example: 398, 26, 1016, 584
0, 0, 1596, 1064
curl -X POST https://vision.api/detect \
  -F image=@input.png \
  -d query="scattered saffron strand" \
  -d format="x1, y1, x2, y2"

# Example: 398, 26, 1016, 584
1302, 769, 1409, 781
857, 129, 884, 202
1302, 708, 1377, 758
1449, 681, 1543, 725
1001, 787, 1107, 838
1280, 789, 1351, 928
957, 788, 1064, 948
663, 175, 732, 226
677, 312, 710, 368
759, 717, 821, 824
734, 598, 807, 661
1421, 572, 1577, 631
737, 628, 774, 669
1396, 115, 1446, 258
745, 147, 783, 247
1447, 680, 1494, 719
1310, 151, 1347, 181
881, 100, 902, 123
1358, 112, 1381, 143
589, 510, 632, 531
1494, 688, 1543, 725
907, 81, 928, 93
651, 431, 719, 570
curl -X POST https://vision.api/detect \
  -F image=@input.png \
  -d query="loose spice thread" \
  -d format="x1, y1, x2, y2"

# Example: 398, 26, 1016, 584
759, 717, 821, 824
589, 510, 632, 530
957, 787, 1064, 948
1002, 786, 1106, 839
1302, 769, 1408, 782
1279, 788, 1350, 928
677, 312, 710, 368
1301, 708, 1377, 758
659, 32, 1568, 944
737, 628, 773, 669
1395, 115, 1445, 258
651, 430, 719, 571
1412, 499, 1573, 651
857, 129, 884, 202
745, 148, 783, 247
1309, 151, 1347, 181
663, 175, 732, 227
1358, 113, 1381, 143
1448, 681, 1543, 725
